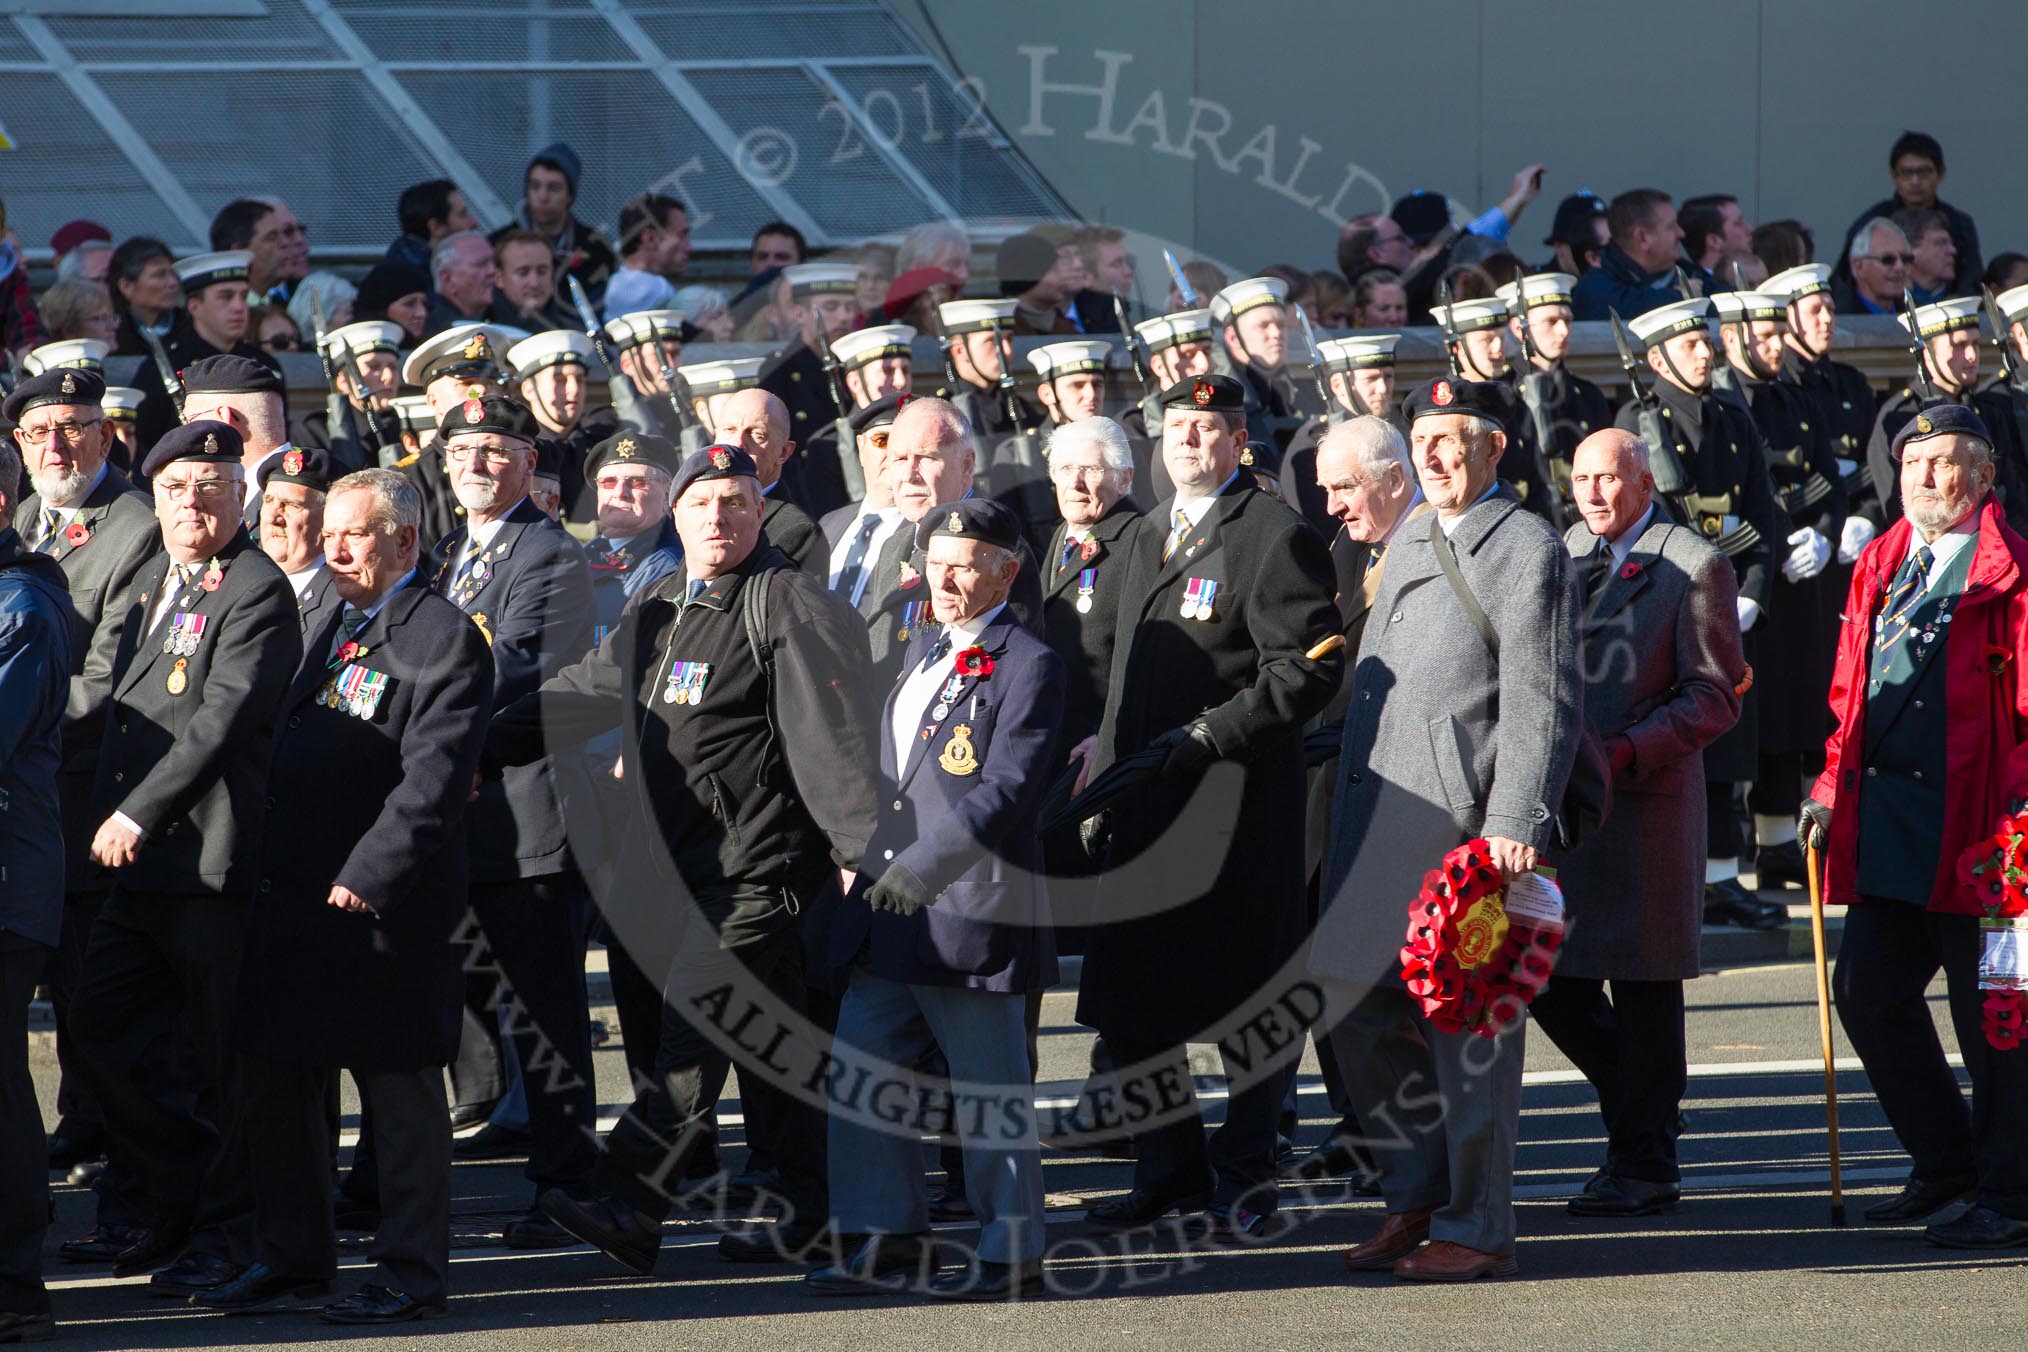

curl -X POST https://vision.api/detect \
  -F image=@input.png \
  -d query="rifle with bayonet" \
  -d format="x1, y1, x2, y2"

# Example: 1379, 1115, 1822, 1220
568, 277, 704, 451
1609, 309, 1690, 495
1162, 249, 1199, 308
988, 324, 1051, 531
310, 291, 389, 469
1984, 284, 2018, 386
821, 345, 866, 501
1507, 285, 1570, 530
138, 323, 185, 420
1432, 278, 1465, 380
1900, 286, 1939, 407
1291, 304, 1341, 427
1114, 288, 1164, 437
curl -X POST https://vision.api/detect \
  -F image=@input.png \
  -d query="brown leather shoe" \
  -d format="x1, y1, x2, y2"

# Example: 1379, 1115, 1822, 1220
1340, 1207, 1434, 1271
1394, 1240, 1518, 1282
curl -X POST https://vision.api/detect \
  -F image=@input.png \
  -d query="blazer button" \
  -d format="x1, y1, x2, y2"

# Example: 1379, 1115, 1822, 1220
289, 715, 302, 729
1361, 690, 1371, 700
265, 796, 277, 810
1913, 699, 1925, 711
1912, 770, 1924, 781
119, 723, 128, 733
883, 849, 894, 861
258, 879, 271, 894
1347, 772, 1362, 784
1390, 611, 1403, 623
1866, 767, 1878, 777
892, 800, 903, 811
112, 771, 123, 783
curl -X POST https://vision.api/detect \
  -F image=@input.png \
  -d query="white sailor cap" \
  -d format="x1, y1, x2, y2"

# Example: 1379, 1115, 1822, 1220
1316, 334, 1402, 372
1995, 284, 2028, 325
781, 262, 859, 298
1627, 298, 1712, 348
1897, 296, 1983, 340
391, 395, 435, 435
1762, 263, 1834, 304
1429, 296, 1509, 334
605, 310, 691, 351
1209, 277, 1288, 326
100, 386, 145, 420
320, 320, 405, 364
507, 329, 596, 379
1028, 339, 1111, 378
400, 323, 509, 389
679, 356, 767, 398
22, 338, 109, 376
174, 250, 252, 294
830, 323, 916, 370
1709, 291, 1788, 325
1493, 272, 1577, 312
938, 298, 1017, 334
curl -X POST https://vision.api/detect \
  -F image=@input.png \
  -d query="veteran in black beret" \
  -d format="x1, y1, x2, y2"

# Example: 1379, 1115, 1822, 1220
180, 354, 295, 531
1399, 375, 1555, 514
817, 392, 917, 551
65, 416, 300, 1286
581, 431, 684, 649
1074, 370, 1344, 1238
426, 393, 599, 1247
488, 435, 881, 1276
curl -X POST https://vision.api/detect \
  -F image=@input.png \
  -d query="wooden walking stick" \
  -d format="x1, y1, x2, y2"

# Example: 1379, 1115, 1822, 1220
1806, 841, 1847, 1225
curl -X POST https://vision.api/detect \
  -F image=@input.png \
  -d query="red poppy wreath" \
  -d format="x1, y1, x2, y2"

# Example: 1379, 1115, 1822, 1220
1400, 839, 1564, 1039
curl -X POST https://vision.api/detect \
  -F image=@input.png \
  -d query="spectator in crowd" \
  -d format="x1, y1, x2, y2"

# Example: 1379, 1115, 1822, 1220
353, 260, 431, 345
1350, 269, 1408, 329
881, 266, 957, 331
0, 201, 47, 357
286, 271, 355, 338
248, 305, 302, 356
1338, 213, 1416, 284
108, 236, 185, 357
1679, 194, 1753, 292
212, 197, 310, 306
1838, 218, 1913, 316
672, 284, 735, 343
602, 194, 692, 319
1893, 207, 1957, 304
503, 142, 616, 308
1839, 130, 1981, 297
749, 220, 807, 275
1752, 219, 1814, 274
52, 222, 113, 283
997, 232, 1078, 337
1714, 249, 1768, 290
425, 232, 498, 336
387, 178, 476, 280
1074, 225, 1135, 301
1539, 191, 1610, 277
1571, 188, 1689, 322
852, 241, 897, 324
1983, 252, 2028, 295
1308, 271, 1353, 328
1379, 166, 1548, 319
37, 279, 118, 347
490, 229, 570, 331
896, 220, 970, 293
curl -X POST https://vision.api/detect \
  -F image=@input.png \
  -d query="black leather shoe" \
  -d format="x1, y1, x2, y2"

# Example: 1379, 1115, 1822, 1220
926, 1258, 1044, 1301
190, 1262, 332, 1313
57, 1224, 143, 1264
1865, 1175, 1977, 1223
1567, 1174, 1680, 1217
1924, 1205, 2028, 1249
926, 1182, 974, 1223
111, 1227, 189, 1278
1754, 839, 1807, 890
722, 1167, 783, 1209
1703, 877, 1785, 930
319, 1283, 446, 1325
453, 1121, 532, 1160
804, 1233, 937, 1296
1084, 1186, 1213, 1230
718, 1220, 837, 1265
535, 1190, 660, 1274
148, 1251, 242, 1298
46, 1123, 104, 1173
66, 1161, 105, 1187
448, 1098, 500, 1131
0, 1310, 54, 1342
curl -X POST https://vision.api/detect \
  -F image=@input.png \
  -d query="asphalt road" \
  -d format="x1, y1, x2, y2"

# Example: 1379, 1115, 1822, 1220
28, 956, 2019, 1350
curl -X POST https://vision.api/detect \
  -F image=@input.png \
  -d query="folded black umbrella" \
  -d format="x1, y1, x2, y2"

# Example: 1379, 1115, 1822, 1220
1039, 744, 1169, 834
1304, 720, 1345, 767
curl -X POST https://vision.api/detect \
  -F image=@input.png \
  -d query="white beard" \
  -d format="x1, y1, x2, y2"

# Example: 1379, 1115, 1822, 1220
29, 465, 91, 505
453, 479, 500, 513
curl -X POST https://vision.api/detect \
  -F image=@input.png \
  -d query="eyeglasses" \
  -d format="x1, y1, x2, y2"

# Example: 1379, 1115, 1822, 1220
156, 478, 239, 501
1862, 253, 1914, 268
445, 444, 519, 466
17, 419, 102, 445
263, 335, 302, 351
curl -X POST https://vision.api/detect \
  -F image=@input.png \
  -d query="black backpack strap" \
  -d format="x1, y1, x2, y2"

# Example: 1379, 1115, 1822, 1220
742, 565, 774, 674
1428, 522, 1499, 658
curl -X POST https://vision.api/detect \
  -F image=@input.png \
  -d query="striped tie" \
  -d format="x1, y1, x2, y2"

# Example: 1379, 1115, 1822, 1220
1162, 507, 1190, 562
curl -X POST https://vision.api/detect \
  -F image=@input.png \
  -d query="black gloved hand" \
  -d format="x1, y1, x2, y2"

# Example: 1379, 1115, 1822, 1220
1148, 721, 1220, 775
865, 862, 931, 917
1079, 809, 1112, 862
1799, 797, 1832, 853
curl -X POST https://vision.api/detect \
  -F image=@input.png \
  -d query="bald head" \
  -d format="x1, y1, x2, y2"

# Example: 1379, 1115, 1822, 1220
1570, 428, 1655, 542
886, 395, 977, 521
714, 387, 794, 487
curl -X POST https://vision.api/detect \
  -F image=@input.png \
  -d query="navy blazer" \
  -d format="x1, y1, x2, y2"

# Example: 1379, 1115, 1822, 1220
818, 606, 1064, 993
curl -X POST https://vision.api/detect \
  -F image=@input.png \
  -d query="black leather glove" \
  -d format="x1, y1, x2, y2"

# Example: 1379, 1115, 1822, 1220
1799, 797, 1832, 853
865, 862, 931, 917
1079, 809, 1112, 862
1148, 721, 1220, 774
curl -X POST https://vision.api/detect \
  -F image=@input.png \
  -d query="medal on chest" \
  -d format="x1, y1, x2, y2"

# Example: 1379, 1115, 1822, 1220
322, 662, 390, 719
898, 599, 935, 645
1075, 568, 1097, 614
932, 671, 967, 722
662, 659, 712, 706
165, 658, 189, 696
162, 611, 208, 657
1180, 577, 1217, 621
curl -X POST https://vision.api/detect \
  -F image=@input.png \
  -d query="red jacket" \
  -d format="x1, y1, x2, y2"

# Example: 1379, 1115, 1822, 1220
1814, 498, 2028, 912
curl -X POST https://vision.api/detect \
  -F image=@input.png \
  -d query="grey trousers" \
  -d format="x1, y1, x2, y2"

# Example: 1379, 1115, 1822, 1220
1324, 980, 1526, 1254
827, 969, 1046, 1263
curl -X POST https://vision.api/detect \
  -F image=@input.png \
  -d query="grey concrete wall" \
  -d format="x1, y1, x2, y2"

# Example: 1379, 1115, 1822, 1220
894, 0, 2022, 287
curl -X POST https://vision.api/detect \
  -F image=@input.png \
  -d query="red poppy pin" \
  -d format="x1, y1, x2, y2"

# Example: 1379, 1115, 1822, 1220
899, 560, 921, 589
337, 640, 360, 664
200, 565, 223, 592
64, 522, 90, 547
1620, 561, 1641, 580
1987, 644, 2013, 676
1079, 537, 1099, 562
954, 646, 994, 678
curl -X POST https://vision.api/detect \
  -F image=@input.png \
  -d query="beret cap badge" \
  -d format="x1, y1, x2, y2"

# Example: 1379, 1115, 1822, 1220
282, 450, 303, 475
1192, 379, 1213, 406
1432, 379, 1454, 407
202, 432, 218, 454
615, 437, 637, 459
710, 447, 732, 470
1916, 414, 1933, 434
60, 372, 76, 395
463, 399, 484, 424
947, 509, 964, 532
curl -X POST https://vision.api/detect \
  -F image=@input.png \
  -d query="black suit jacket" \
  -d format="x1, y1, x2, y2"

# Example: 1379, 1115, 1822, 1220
236, 580, 494, 1069
90, 535, 301, 895
428, 497, 595, 882
1038, 500, 1141, 755
761, 492, 828, 575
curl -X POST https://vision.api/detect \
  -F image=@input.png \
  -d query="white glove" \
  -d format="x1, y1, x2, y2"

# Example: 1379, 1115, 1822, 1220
1782, 526, 1831, 582
1737, 596, 1762, 633
1838, 516, 1876, 564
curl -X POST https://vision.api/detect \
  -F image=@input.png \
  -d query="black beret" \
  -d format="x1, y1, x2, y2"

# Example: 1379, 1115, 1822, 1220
584, 430, 681, 482
1890, 403, 1992, 462
142, 418, 243, 477
672, 443, 760, 499
2, 366, 104, 422
257, 445, 332, 493
849, 391, 916, 436
436, 394, 540, 445
1157, 373, 1245, 415
182, 354, 283, 396
1238, 439, 1283, 478
1402, 376, 1511, 434
914, 497, 1024, 553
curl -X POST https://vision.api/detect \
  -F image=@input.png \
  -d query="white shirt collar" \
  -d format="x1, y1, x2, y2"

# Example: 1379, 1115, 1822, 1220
1604, 503, 1658, 569
889, 601, 1007, 758
945, 600, 1007, 647
348, 567, 417, 623
285, 560, 324, 597
467, 501, 525, 553
1172, 469, 1240, 529
1437, 482, 1501, 536
244, 444, 291, 508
